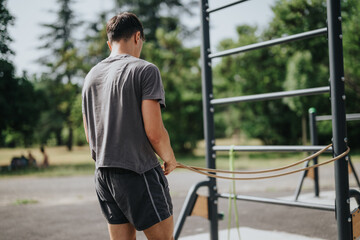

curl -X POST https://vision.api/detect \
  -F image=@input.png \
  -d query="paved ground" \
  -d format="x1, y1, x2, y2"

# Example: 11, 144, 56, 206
0, 163, 359, 240
180, 227, 325, 240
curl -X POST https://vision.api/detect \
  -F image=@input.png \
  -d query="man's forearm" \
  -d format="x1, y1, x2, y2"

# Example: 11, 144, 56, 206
142, 99, 177, 174
148, 127, 175, 164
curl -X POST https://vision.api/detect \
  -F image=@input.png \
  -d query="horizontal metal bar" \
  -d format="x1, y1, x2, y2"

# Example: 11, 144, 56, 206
345, 113, 360, 121
316, 113, 360, 122
211, 86, 330, 106
218, 193, 335, 211
207, 0, 250, 13
209, 28, 327, 59
213, 145, 332, 152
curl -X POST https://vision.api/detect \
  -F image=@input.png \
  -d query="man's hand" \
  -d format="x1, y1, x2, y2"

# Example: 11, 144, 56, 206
162, 159, 177, 175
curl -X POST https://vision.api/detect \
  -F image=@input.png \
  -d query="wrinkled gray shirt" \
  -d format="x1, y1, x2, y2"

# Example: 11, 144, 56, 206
82, 54, 165, 174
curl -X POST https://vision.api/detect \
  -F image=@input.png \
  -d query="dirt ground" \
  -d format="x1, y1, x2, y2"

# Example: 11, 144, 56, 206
0, 163, 359, 240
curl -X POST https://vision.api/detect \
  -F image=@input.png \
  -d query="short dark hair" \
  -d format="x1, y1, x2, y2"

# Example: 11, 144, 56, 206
106, 12, 145, 43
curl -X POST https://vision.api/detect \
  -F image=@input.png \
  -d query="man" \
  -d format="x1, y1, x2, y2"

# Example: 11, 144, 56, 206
82, 12, 177, 240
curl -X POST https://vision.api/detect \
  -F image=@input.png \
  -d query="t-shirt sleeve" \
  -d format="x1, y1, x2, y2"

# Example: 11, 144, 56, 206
141, 64, 166, 108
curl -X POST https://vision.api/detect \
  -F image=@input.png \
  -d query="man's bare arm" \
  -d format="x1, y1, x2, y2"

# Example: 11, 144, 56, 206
142, 100, 177, 175
83, 114, 89, 143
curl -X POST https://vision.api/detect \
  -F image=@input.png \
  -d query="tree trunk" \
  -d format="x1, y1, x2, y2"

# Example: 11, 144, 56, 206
56, 129, 63, 146
302, 114, 307, 145
67, 125, 73, 151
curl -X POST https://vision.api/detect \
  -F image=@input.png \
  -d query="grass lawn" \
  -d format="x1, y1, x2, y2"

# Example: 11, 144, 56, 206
0, 145, 92, 166
0, 142, 359, 178
0, 146, 94, 178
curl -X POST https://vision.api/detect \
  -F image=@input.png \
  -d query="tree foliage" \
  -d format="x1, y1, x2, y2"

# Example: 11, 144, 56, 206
0, 0, 42, 147
37, 0, 84, 150
0, 61, 43, 147
114, 0, 195, 42
39, 0, 84, 83
270, 0, 359, 146
341, 0, 360, 147
0, 0, 14, 58
141, 28, 203, 153
32, 74, 78, 146
342, 0, 360, 105
213, 0, 359, 147
83, 12, 110, 71
213, 25, 300, 144
3, 0, 360, 151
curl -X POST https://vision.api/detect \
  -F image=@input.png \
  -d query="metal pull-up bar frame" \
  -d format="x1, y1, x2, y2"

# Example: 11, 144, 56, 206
213, 145, 333, 152
209, 28, 328, 59
206, 0, 250, 13
211, 86, 330, 105
317, 113, 360, 122
174, 0, 355, 239
294, 109, 360, 201
218, 193, 335, 211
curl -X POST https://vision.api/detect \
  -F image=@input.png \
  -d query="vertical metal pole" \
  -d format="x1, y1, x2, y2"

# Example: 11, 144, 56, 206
309, 108, 320, 197
294, 108, 320, 201
326, 0, 351, 239
200, 1, 218, 239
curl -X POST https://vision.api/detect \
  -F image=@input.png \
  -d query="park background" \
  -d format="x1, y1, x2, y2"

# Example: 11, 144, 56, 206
1, 1, 360, 240
1, 0, 359, 175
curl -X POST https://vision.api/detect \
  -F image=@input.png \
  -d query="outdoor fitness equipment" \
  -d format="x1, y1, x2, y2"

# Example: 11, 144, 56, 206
294, 109, 360, 201
173, 0, 360, 240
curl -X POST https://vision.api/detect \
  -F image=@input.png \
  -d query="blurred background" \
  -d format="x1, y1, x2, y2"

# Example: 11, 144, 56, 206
0, 0, 359, 175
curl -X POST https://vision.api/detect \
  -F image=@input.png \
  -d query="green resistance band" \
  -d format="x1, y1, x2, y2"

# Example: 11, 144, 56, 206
228, 145, 241, 240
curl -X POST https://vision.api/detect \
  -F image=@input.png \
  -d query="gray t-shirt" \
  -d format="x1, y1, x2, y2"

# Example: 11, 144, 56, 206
82, 54, 165, 174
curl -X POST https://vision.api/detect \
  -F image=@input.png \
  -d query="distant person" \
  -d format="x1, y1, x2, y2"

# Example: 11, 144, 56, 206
82, 13, 177, 240
27, 151, 37, 167
19, 154, 29, 168
40, 146, 49, 168
10, 155, 28, 170
10, 157, 19, 170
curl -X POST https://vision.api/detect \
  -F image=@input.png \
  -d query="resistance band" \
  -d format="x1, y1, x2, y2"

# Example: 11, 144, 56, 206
227, 146, 241, 240
176, 145, 350, 181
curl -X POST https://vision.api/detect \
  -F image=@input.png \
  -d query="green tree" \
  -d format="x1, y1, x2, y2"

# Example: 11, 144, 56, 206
283, 51, 328, 144
0, 0, 42, 147
0, 0, 13, 59
0, 62, 43, 147
114, 0, 195, 42
270, 0, 359, 146
342, 0, 360, 147
213, 25, 299, 144
213, 0, 360, 147
83, 12, 110, 71
141, 28, 203, 153
70, 94, 87, 146
33, 74, 75, 146
38, 0, 83, 150
269, 0, 330, 144
343, 0, 360, 97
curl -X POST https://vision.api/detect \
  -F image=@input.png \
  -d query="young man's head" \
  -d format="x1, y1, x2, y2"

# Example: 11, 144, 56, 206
106, 12, 145, 58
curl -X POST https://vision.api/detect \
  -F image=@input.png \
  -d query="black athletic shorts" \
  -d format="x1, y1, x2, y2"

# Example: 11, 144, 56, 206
95, 165, 173, 231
